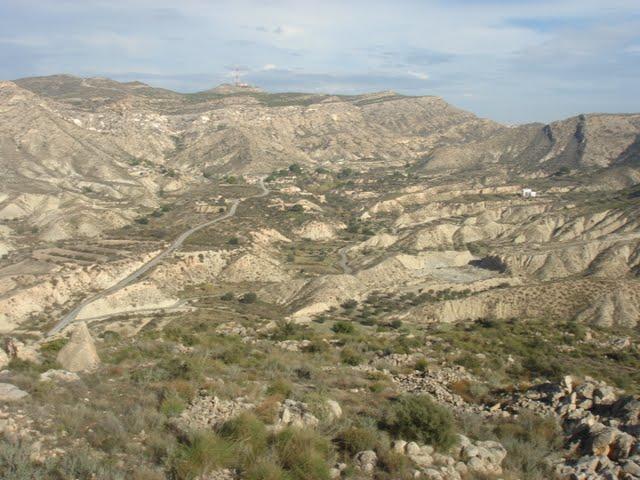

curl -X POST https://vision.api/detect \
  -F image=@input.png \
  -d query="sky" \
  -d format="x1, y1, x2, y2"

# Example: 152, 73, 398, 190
0, 0, 639, 123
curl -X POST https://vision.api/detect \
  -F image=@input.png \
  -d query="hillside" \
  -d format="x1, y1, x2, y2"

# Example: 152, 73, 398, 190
0, 75, 639, 480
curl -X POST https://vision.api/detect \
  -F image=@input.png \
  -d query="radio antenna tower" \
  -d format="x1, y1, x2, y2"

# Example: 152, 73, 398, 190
233, 67, 241, 86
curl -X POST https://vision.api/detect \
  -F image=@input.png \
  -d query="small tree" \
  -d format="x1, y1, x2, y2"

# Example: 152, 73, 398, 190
288, 163, 302, 174
239, 292, 257, 304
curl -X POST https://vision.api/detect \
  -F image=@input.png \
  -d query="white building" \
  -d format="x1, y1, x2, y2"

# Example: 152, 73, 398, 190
522, 188, 537, 198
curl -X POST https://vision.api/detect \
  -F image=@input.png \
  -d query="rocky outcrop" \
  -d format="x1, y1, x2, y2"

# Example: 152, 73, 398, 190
498, 376, 639, 480
274, 399, 319, 430
56, 322, 100, 372
172, 394, 254, 433
294, 221, 341, 241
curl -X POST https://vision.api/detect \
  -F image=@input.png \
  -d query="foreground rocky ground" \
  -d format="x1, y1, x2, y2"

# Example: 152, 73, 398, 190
0, 285, 638, 479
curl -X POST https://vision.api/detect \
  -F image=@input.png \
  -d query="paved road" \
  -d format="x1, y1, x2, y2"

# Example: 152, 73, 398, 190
47, 179, 269, 336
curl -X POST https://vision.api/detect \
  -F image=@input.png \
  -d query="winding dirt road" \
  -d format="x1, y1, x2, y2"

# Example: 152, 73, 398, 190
47, 179, 269, 336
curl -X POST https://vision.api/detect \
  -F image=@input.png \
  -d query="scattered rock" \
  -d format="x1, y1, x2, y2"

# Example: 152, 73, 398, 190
275, 399, 319, 430
354, 450, 377, 473
39, 369, 80, 383
172, 394, 253, 433
325, 399, 342, 421
0, 383, 29, 402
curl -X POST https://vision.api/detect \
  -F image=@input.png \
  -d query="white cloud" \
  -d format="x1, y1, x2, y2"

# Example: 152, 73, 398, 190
262, 63, 277, 70
407, 70, 429, 80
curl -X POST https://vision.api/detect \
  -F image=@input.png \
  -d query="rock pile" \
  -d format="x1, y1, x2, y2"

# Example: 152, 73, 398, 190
502, 376, 639, 479
275, 399, 319, 430
172, 394, 254, 433
349, 434, 507, 479
388, 435, 507, 479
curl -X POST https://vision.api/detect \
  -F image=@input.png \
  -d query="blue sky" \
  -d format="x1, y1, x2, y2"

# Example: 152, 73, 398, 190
1, 0, 639, 123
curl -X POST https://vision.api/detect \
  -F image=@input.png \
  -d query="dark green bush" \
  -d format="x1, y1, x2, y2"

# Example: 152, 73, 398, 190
240, 292, 258, 304
332, 321, 355, 334
336, 426, 378, 455
380, 395, 456, 451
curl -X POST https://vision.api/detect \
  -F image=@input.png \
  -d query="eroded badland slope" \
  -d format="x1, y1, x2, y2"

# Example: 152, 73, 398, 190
0, 75, 639, 480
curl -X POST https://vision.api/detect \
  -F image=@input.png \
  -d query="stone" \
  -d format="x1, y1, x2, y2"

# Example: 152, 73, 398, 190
406, 442, 421, 456
621, 459, 640, 477
422, 468, 442, 480
56, 322, 100, 372
419, 445, 434, 456
393, 440, 407, 453
0, 383, 28, 402
611, 431, 635, 460
454, 462, 468, 475
173, 395, 253, 433
593, 386, 617, 405
576, 382, 595, 400
354, 450, 377, 473
325, 399, 342, 421
588, 426, 617, 457
39, 369, 80, 383
276, 399, 319, 430
563, 375, 574, 393
409, 452, 433, 468
432, 453, 454, 466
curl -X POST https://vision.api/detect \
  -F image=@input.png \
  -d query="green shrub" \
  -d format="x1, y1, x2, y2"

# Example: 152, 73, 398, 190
244, 457, 287, 480
270, 320, 300, 341
171, 431, 234, 480
376, 445, 414, 478
220, 292, 234, 301
0, 439, 44, 480
39, 338, 66, 354
336, 426, 378, 455
332, 321, 354, 334
288, 164, 302, 174
414, 358, 428, 372
273, 427, 333, 480
266, 378, 293, 398
219, 412, 268, 464
341, 299, 358, 310
289, 204, 304, 213
494, 412, 562, 480
240, 292, 258, 304
160, 395, 186, 417
340, 348, 363, 366
86, 411, 128, 453
380, 395, 456, 451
